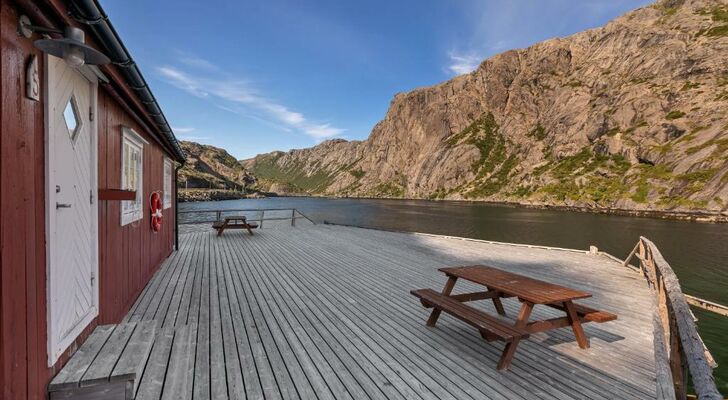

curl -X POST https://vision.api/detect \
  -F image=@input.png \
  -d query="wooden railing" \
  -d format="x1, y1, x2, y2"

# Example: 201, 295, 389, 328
178, 208, 315, 228
623, 237, 723, 400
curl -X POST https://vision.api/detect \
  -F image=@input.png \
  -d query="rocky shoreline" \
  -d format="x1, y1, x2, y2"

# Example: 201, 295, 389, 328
178, 190, 728, 223
334, 196, 728, 223
496, 200, 728, 223
178, 189, 268, 203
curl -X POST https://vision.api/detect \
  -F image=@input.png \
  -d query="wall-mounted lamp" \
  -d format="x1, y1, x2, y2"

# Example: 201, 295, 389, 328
19, 15, 110, 67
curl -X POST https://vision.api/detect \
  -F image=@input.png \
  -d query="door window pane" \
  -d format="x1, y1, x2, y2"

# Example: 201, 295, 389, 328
63, 95, 82, 142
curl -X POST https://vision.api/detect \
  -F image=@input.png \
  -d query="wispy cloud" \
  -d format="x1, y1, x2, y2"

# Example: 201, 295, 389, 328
172, 126, 196, 133
179, 56, 220, 72
447, 52, 482, 75
177, 135, 210, 142
157, 58, 344, 141
444, 1, 648, 77
170, 126, 210, 142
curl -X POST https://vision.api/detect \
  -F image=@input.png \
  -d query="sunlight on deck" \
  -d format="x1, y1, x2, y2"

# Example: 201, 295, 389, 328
126, 224, 657, 400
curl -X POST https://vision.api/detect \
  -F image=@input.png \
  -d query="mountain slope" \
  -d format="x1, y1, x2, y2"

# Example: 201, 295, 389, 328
179, 141, 255, 190
243, 0, 728, 213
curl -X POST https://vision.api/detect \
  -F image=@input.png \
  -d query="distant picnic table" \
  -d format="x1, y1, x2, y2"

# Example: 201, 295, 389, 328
213, 216, 258, 237
411, 265, 617, 370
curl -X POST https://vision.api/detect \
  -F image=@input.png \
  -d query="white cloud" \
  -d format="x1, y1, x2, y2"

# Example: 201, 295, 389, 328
305, 123, 345, 139
179, 56, 220, 72
172, 126, 196, 133
157, 58, 345, 141
447, 52, 482, 75
157, 67, 209, 98
177, 135, 210, 142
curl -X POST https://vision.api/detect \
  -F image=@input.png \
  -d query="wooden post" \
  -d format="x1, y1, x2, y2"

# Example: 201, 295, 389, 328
623, 241, 640, 268
638, 241, 646, 277
638, 238, 723, 399
174, 165, 180, 251
657, 277, 670, 353
669, 312, 688, 400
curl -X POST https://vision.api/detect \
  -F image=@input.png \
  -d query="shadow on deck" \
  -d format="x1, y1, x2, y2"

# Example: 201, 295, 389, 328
124, 224, 657, 400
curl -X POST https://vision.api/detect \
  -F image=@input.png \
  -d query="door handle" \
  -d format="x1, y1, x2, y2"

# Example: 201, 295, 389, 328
56, 203, 72, 209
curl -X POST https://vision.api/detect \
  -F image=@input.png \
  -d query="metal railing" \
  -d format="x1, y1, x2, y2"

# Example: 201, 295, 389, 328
178, 208, 315, 228
623, 237, 724, 400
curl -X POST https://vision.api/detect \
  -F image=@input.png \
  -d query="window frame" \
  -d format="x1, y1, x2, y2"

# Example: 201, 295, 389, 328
120, 127, 147, 226
163, 157, 173, 209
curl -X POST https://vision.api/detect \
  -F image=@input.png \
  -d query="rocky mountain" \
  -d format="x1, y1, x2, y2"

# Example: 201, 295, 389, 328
242, 0, 728, 214
179, 141, 255, 190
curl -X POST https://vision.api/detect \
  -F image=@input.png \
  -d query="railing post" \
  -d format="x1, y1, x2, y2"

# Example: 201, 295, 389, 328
216, 210, 221, 222
260, 210, 264, 229
638, 240, 646, 277
669, 312, 688, 400
623, 241, 639, 268
291, 209, 296, 227
639, 238, 723, 400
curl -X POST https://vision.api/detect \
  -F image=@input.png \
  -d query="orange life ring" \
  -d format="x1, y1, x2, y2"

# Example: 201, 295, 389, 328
150, 192, 163, 232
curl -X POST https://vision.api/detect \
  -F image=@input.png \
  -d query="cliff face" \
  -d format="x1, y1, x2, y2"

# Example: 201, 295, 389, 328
243, 0, 728, 212
179, 141, 255, 190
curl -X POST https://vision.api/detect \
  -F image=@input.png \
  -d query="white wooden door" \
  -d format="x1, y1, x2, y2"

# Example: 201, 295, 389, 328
46, 55, 99, 366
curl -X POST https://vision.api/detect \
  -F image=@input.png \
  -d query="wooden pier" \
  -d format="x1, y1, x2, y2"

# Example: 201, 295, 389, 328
118, 223, 664, 399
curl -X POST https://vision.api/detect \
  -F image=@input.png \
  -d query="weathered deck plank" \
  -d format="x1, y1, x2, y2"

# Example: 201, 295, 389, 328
129, 224, 658, 400
289, 227, 655, 398
217, 235, 267, 399
135, 328, 174, 400
112, 321, 156, 386
81, 323, 137, 386
48, 325, 115, 391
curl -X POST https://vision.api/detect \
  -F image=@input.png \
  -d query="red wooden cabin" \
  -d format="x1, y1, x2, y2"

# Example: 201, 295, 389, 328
0, 0, 186, 398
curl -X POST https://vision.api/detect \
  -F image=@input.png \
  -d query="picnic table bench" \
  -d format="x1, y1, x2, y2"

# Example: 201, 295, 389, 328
411, 265, 617, 370
212, 216, 258, 236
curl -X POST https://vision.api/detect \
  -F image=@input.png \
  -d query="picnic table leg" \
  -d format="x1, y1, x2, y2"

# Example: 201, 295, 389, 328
426, 276, 457, 327
487, 286, 506, 316
514, 301, 533, 329
246, 224, 254, 236
217, 221, 226, 237
497, 301, 533, 370
497, 339, 521, 370
564, 301, 589, 349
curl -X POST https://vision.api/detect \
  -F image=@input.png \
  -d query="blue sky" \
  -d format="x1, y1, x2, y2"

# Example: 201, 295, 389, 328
104, 0, 653, 160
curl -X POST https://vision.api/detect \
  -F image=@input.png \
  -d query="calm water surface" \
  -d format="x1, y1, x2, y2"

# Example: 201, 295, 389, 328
180, 197, 728, 392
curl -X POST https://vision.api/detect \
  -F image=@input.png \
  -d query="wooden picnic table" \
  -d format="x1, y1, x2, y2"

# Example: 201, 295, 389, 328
212, 216, 258, 237
411, 265, 616, 370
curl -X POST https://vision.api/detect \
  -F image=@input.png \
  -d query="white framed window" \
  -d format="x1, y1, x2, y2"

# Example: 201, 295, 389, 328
163, 158, 173, 209
121, 127, 147, 225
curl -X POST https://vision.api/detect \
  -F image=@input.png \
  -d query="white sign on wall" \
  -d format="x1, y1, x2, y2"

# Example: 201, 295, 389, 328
26, 54, 39, 101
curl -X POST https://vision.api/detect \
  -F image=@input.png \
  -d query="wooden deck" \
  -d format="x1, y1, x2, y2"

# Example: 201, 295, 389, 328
124, 224, 658, 400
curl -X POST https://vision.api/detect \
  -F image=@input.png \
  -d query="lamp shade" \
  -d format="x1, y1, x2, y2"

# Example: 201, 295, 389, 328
34, 27, 110, 66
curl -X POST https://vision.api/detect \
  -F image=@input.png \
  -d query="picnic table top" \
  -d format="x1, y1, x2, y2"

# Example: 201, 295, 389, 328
439, 265, 592, 305
222, 216, 247, 222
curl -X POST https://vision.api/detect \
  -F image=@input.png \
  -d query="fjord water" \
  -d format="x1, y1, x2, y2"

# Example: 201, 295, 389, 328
180, 197, 728, 391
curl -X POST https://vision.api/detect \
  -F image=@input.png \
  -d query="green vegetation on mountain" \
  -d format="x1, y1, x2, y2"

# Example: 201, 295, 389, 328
238, 0, 728, 214
178, 141, 256, 191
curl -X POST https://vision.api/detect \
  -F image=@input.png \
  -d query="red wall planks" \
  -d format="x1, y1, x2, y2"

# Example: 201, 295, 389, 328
96, 88, 175, 324
0, 1, 176, 398
1, 2, 46, 397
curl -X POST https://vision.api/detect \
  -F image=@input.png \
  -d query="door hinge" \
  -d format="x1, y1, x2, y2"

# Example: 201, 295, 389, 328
90, 189, 94, 204
89, 106, 94, 122
90, 272, 95, 286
